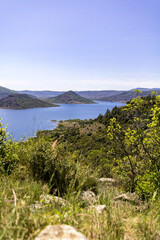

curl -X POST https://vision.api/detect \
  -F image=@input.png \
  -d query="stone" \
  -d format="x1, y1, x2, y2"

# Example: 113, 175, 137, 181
99, 178, 116, 183
113, 193, 140, 204
98, 178, 117, 186
80, 191, 97, 205
89, 205, 106, 214
35, 224, 87, 240
30, 203, 42, 213
40, 195, 69, 207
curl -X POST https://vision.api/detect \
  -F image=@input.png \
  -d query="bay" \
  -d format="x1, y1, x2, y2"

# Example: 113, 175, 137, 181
0, 101, 125, 140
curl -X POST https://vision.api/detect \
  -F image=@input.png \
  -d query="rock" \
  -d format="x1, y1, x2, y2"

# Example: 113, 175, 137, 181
99, 178, 116, 184
98, 178, 117, 186
80, 191, 97, 205
35, 224, 87, 240
30, 195, 70, 213
113, 193, 140, 204
40, 195, 69, 207
30, 203, 42, 213
40, 194, 54, 204
89, 205, 106, 214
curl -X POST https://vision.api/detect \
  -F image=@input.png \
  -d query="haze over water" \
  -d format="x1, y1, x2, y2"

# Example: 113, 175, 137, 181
0, 101, 125, 140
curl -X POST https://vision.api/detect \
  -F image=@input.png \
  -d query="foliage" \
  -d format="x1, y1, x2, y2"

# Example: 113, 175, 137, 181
0, 93, 160, 239
106, 95, 160, 198
17, 137, 98, 196
0, 121, 18, 174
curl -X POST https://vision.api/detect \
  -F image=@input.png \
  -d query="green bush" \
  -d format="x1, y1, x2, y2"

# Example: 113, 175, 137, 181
0, 120, 18, 174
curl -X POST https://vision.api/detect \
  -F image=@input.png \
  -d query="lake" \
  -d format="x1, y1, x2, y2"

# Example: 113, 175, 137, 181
0, 101, 125, 140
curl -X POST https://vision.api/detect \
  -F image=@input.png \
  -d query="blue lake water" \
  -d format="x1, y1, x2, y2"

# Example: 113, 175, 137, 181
0, 101, 125, 140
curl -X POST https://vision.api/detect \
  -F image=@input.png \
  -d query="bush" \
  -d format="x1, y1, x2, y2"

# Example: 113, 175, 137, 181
0, 120, 18, 174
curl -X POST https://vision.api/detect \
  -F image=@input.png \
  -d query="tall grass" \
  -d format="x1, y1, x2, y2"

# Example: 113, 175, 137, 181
0, 175, 159, 240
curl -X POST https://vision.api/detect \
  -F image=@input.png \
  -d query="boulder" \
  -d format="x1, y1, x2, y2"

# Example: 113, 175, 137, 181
35, 224, 87, 240
80, 191, 97, 205
40, 195, 69, 207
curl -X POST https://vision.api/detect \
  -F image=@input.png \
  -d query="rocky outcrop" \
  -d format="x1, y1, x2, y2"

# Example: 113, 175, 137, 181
35, 224, 87, 240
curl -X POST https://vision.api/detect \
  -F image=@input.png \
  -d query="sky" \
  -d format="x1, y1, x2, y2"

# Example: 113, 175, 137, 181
0, 0, 160, 91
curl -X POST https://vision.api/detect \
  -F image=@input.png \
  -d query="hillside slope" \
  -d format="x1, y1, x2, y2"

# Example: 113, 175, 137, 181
0, 94, 57, 109
0, 86, 16, 99
49, 91, 95, 104
99, 90, 160, 102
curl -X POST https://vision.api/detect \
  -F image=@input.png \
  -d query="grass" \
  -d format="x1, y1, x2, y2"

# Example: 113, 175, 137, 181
0, 175, 159, 240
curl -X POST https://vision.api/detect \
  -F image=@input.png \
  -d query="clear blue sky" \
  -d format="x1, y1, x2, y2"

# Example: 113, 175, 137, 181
0, 0, 160, 90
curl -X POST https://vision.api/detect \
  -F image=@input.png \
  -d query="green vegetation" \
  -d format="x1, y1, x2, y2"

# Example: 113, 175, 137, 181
0, 94, 58, 109
0, 93, 160, 239
49, 90, 95, 104
0, 86, 16, 99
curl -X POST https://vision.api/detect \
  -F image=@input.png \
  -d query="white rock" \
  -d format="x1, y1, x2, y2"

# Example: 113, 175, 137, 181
98, 178, 116, 186
40, 195, 69, 207
113, 193, 139, 203
89, 205, 106, 214
35, 224, 87, 240
80, 191, 97, 205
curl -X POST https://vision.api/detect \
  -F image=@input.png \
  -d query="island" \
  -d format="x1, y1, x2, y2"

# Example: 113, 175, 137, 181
49, 90, 95, 104
0, 93, 58, 109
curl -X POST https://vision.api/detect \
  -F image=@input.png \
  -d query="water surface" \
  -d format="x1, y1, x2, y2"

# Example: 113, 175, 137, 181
0, 101, 125, 140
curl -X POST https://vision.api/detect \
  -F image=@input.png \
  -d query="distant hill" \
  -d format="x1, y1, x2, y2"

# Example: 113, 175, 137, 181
99, 90, 160, 102
49, 91, 95, 104
18, 90, 124, 100
131, 88, 160, 91
0, 86, 16, 99
76, 90, 124, 100
0, 94, 57, 109
18, 90, 64, 99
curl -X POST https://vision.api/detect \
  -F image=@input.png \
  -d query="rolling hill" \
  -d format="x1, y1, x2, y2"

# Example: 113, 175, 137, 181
0, 86, 16, 99
99, 90, 160, 102
19, 90, 124, 100
18, 90, 64, 99
0, 94, 58, 109
49, 91, 95, 104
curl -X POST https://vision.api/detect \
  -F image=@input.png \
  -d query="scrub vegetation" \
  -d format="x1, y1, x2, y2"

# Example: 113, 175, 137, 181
0, 93, 160, 239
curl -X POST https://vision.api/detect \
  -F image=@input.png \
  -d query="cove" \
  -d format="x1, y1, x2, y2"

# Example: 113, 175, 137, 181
0, 101, 125, 140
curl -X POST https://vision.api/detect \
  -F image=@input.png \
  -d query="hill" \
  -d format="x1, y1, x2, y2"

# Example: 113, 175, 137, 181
76, 90, 124, 100
0, 86, 16, 99
18, 90, 64, 98
49, 90, 95, 104
99, 90, 160, 102
0, 94, 57, 109
18, 90, 124, 100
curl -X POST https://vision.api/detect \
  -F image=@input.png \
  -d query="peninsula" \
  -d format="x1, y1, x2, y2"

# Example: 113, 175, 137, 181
0, 94, 57, 109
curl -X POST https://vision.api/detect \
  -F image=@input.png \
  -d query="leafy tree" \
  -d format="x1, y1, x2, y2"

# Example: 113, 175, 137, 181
107, 95, 160, 199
